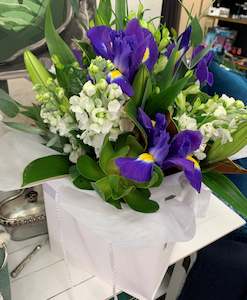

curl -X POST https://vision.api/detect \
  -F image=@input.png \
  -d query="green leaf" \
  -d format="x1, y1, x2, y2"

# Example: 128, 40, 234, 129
92, 176, 112, 201
125, 135, 143, 157
203, 172, 247, 218
191, 17, 203, 47
76, 41, 96, 64
4, 122, 45, 135
156, 46, 178, 91
132, 65, 151, 107
115, 0, 126, 30
92, 176, 122, 209
24, 50, 51, 87
146, 74, 192, 115
73, 176, 93, 190
69, 0, 80, 15
207, 122, 247, 164
0, 89, 19, 117
125, 100, 148, 149
99, 137, 129, 174
45, 1, 76, 66
97, 0, 112, 25
23, 155, 70, 186
124, 189, 159, 213
77, 155, 105, 181
108, 175, 134, 200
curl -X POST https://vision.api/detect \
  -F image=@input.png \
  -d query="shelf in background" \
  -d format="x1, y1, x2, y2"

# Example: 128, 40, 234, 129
206, 15, 247, 26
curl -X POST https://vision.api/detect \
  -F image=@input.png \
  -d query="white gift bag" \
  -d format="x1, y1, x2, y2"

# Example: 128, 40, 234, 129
43, 174, 211, 300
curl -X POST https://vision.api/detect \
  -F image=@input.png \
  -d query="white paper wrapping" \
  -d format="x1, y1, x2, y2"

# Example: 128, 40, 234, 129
42, 175, 211, 300
0, 125, 56, 191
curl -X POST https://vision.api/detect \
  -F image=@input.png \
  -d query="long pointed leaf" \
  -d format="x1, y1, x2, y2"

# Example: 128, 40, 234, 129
45, 1, 76, 65
203, 171, 247, 218
0, 89, 19, 117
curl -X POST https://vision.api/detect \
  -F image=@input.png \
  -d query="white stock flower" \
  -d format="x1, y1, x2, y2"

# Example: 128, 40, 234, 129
221, 94, 235, 108
82, 81, 97, 97
178, 113, 198, 130
69, 80, 132, 156
216, 128, 233, 144
213, 105, 227, 119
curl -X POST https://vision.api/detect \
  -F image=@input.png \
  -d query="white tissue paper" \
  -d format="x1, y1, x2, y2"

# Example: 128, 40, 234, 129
43, 174, 211, 300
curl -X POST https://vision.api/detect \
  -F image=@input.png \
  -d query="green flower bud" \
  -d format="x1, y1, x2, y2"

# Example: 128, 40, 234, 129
137, 2, 144, 18
155, 86, 160, 94
148, 22, 157, 36
184, 84, 200, 95
158, 38, 170, 52
235, 100, 245, 109
24, 50, 51, 87
153, 56, 168, 74
176, 92, 186, 111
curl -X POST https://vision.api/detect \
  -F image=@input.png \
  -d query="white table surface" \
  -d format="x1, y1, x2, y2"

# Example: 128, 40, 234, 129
7, 195, 245, 300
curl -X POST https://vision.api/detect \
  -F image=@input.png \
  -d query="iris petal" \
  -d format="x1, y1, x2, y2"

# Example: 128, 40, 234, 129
168, 130, 203, 158
87, 26, 114, 60
163, 157, 202, 192
116, 157, 154, 182
107, 71, 134, 97
142, 28, 159, 71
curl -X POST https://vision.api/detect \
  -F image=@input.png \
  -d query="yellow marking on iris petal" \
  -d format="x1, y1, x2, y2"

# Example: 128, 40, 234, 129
138, 153, 155, 163
110, 70, 122, 80
142, 48, 150, 63
187, 155, 200, 170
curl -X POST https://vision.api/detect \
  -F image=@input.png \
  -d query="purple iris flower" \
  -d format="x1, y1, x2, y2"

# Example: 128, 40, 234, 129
165, 26, 192, 65
192, 45, 214, 86
116, 109, 203, 192
87, 19, 159, 96
72, 48, 83, 67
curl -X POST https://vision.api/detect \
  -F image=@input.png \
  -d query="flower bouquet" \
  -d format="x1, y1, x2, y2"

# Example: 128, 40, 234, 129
0, 0, 247, 216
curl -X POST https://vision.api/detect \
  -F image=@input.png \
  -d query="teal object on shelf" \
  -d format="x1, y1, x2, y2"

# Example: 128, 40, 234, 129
0, 246, 11, 300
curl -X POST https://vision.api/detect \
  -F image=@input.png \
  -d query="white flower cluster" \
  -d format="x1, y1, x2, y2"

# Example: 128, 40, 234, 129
175, 93, 247, 160
70, 80, 133, 156
40, 108, 75, 137
63, 136, 84, 163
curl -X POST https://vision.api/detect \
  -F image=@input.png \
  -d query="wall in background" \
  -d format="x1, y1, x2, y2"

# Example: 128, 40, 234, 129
96, 0, 163, 24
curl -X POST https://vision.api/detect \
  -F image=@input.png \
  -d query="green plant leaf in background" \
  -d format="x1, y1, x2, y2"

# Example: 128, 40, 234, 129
24, 50, 51, 87
115, 0, 127, 30
23, 155, 71, 186
4, 122, 45, 135
125, 100, 148, 149
146, 72, 192, 115
203, 171, 247, 218
96, 0, 112, 25
132, 65, 151, 107
77, 155, 105, 181
0, 88, 19, 117
191, 17, 203, 47
207, 122, 247, 164
124, 189, 159, 213
45, 1, 76, 66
